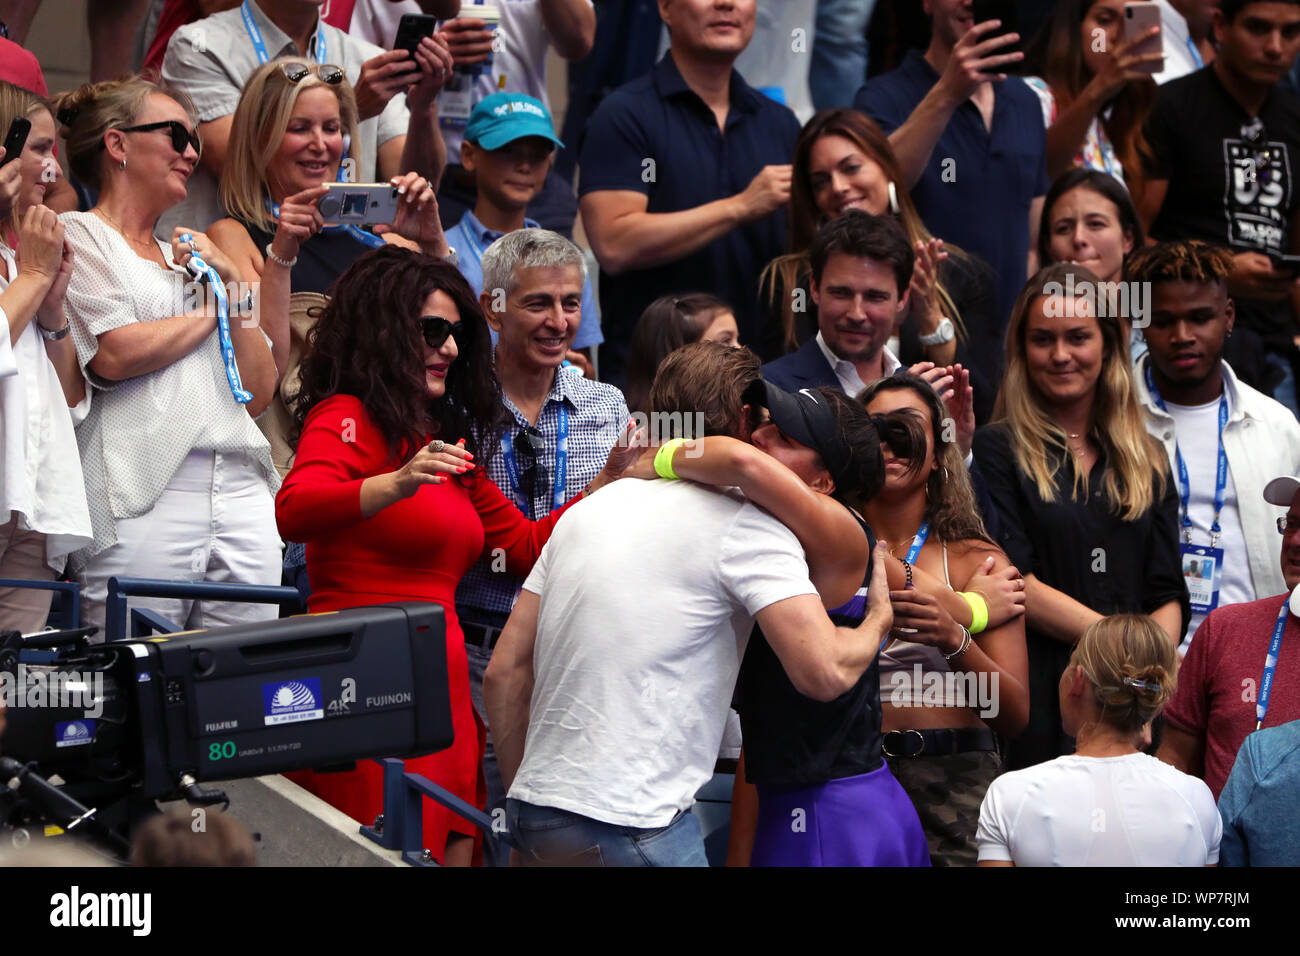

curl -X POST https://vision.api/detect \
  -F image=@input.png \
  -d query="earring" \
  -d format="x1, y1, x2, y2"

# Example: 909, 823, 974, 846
888, 181, 900, 216
119, 157, 126, 171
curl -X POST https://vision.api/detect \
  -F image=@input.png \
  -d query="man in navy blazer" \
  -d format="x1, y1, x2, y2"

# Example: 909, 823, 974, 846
762, 211, 907, 398
764, 211, 1000, 538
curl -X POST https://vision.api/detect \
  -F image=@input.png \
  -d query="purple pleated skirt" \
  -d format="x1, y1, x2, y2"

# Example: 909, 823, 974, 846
752, 762, 931, 867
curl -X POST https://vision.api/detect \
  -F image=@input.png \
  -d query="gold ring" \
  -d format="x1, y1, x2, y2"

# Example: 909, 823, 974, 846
429, 439, 445, 453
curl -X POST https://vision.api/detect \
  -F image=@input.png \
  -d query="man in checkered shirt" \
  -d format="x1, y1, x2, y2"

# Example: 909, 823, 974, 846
455, 228, 628, 861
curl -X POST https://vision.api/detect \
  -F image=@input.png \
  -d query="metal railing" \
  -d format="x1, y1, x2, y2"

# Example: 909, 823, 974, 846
359, 758, 515, 867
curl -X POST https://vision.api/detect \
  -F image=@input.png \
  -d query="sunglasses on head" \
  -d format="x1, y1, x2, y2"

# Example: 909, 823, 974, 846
420, 315, 468, 350
117, 120, 201, 157
281, 62, 346, 85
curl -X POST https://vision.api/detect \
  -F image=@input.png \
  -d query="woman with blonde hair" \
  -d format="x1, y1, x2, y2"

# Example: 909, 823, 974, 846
977, 614, 1219, 866
53, 75, 281, 634
972, 264, 1188, 771
0, 80, 91, 631
758, 108, 999, 418
209, 56, 453, 377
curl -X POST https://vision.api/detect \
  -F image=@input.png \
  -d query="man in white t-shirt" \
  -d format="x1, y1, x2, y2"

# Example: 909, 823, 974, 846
1129, 240, 1300, 652
483, 343, 892, 866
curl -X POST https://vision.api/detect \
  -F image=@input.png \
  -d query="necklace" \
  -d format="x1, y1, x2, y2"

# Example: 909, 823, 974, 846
93, 208, 162, 257
1065, 431, 1092, 460
885, 524, 925, 558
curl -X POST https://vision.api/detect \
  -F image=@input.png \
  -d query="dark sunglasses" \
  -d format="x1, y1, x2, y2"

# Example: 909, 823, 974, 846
281, 62, 346, 85
420, 315, 468, 349
515, 425, 547, 517
118, 120, 201, 158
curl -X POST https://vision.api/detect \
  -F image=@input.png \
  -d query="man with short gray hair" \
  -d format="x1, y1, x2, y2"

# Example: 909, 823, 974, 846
455, 228, 628, 863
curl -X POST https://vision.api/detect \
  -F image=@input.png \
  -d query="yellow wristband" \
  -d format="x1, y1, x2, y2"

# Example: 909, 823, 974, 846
654, 438, 686, 480
960, 591, 989, 634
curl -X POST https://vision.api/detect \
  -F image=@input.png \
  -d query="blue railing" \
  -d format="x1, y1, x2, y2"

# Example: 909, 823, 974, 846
103, 577, 304, 642
359, 758, 515, 866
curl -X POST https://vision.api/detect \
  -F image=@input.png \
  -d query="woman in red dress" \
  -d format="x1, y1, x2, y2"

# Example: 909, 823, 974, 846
276, 245, 618, 865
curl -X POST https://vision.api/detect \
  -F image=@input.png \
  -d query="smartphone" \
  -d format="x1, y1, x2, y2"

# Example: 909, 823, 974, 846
0, 116, 30, 168
318, 183, 401, 225
971, 0, 1020, 43
1124, 2, 1164, 74
394, 13, 438, 74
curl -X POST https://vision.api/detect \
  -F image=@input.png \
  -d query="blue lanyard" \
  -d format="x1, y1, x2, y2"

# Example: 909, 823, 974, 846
180, 233, 253, 405
905, 520, 930, 564
1145, 363, 1229, 547
500, 402, 568, 517
241, 0, 325, 64
1187, 35, 1204, 70
265, 198, 387, 249
1258, 599, 1288, 729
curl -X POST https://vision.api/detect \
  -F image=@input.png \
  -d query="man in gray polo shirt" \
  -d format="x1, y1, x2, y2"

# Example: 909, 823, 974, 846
159, 0, 453, 235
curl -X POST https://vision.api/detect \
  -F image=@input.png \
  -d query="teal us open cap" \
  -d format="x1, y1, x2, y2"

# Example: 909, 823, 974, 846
465, 92, 565, 151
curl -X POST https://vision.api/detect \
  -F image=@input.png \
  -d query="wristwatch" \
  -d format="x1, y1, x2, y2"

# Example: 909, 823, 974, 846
38, 321, 70, 341
918, 316, 955, 346
441, 245, 458, 268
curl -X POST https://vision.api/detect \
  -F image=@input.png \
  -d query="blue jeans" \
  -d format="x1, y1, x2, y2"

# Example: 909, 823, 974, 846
506, 799, 709, 867
811, 0, 876, 109
465, 641, 509, 866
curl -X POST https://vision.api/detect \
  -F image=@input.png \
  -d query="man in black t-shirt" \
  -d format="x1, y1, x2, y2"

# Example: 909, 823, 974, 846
1144, 0, 1300, 412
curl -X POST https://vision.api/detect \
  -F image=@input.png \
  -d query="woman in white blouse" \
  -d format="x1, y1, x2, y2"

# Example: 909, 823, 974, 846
0, 82, 91, 632
976, 614, 1220, 867
52, 76, 295, 635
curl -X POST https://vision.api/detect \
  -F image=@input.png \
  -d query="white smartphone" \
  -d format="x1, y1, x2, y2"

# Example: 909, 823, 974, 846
1124, 1, 1164, 74
317, 183, 401, 225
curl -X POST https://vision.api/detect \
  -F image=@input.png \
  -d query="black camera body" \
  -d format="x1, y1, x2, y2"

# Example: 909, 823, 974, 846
1, 603, 453, 844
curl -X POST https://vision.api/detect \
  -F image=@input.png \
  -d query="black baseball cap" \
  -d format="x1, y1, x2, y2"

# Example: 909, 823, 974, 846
742, 379, 854, 490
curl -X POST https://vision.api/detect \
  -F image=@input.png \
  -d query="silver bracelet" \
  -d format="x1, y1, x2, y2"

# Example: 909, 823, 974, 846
265, 243, 298, 268
943, 626, 973, 661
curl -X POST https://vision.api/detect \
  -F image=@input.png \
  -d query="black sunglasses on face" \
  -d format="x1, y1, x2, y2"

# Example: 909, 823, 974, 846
281, 63, 346, 85
118, 120, 201, 158
420, 315, 468, 349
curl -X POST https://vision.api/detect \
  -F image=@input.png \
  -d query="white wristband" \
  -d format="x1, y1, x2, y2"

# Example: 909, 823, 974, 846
265, 243, 297, 268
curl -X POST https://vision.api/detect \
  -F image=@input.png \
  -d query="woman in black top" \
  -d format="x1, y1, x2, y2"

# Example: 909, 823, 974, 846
973, 264, 1187, 770
208, 58, 453, 378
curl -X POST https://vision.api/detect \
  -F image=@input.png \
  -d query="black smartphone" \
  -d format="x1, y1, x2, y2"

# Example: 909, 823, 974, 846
394, 13, 439, 73
0, 116, 30, 168
971, 0, 1020, 42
